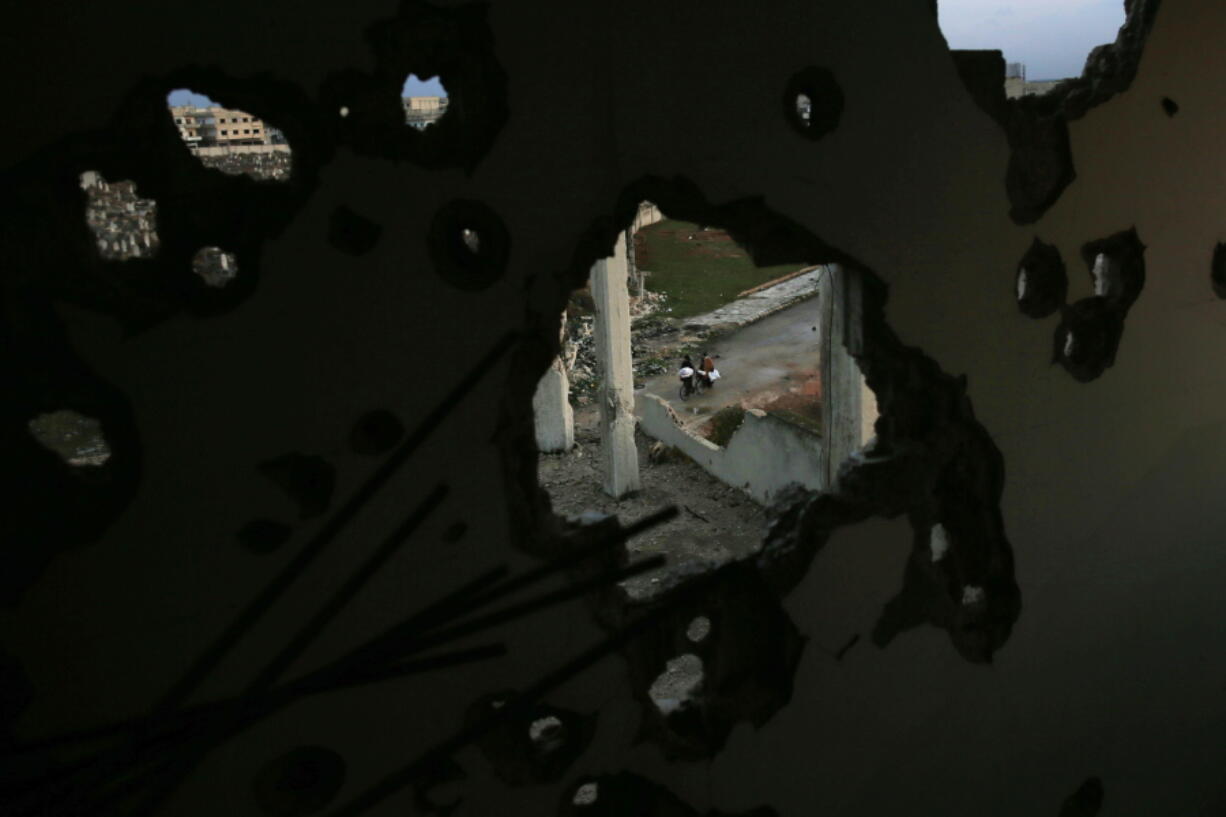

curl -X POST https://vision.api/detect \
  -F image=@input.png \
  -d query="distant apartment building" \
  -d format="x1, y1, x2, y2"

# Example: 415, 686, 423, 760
168, 105, 213, 147
403, 96, 449, 129
168, 105, 280, 150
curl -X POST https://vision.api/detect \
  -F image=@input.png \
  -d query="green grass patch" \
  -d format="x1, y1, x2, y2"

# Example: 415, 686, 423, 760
635, 220, 805, 319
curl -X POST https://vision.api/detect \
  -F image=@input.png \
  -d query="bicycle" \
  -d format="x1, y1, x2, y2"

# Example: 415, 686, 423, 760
678, 374, 709, 401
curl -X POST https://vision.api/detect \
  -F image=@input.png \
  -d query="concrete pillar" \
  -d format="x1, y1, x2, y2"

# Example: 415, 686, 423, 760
820, 264, 870, 488
591, 232, 640, 497
533, 316, 574, 453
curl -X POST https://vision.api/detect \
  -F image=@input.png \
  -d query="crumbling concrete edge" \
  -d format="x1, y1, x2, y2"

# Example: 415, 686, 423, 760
637, 395, 825, 505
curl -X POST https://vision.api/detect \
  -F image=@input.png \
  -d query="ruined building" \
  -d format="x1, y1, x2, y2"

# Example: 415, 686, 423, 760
1, 1, 1222, 816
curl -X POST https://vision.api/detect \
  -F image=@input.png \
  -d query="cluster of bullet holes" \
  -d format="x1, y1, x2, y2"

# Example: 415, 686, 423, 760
403, 73, 450, 130
1058, 229, 1146, 381
783, 66, 843, 140
166, 89, 292, 182
428, 200, 510, 291
235, 411, 402, 555
80, 171, 159, 260
616, 564, 803, 761
27, 410, 112, 467
467, 693, 596, 786
192, 246, 238, 288
251, 745, 346, 817
1014, 230, 1145, 381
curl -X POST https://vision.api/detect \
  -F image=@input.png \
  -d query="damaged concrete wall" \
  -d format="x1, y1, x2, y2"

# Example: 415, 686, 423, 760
639, 396, 826, 504
2, 1, 1225, 816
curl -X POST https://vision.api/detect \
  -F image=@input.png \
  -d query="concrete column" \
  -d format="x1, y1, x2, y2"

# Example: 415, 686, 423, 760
820, 264, 870, 488
591, 232, 640, 497
533, 316, 574, 453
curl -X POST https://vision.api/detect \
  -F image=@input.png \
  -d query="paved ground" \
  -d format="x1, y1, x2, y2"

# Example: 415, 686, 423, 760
635, 296, 825, 431
677, 265, 828, 331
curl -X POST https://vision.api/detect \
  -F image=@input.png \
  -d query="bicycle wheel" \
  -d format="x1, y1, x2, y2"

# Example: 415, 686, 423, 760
679, 382, 690, 401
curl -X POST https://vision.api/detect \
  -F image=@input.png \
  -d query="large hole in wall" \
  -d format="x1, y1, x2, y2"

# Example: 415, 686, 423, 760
166, 88, 292, 182
532, 199, 880, 603
403, 73, 450, 130
504, 181, 1017, 766
938, 0, 1127, 97
942, 1, 1160, 224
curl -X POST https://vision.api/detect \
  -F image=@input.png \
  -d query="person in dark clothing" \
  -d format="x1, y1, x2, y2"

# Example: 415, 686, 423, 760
679, 356, 696, 394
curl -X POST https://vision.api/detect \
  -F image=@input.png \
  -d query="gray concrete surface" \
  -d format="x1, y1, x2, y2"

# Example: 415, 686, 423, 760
638, 397, 826, 504
635, 295, 823, 428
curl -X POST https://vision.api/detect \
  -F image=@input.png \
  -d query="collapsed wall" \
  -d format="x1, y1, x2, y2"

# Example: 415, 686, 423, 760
638, 395, 825, 504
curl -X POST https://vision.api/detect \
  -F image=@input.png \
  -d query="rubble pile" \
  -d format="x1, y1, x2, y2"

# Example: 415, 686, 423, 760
81, 173, 159, 260
197, 151, 292, 182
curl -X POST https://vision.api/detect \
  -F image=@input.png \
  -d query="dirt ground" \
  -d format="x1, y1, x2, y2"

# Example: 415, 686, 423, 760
538, 408, 767, 601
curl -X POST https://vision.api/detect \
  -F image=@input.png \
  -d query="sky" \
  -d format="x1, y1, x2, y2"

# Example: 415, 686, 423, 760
167, 89, 218, 107
402, 74, 446, 97
938, 0, 1126, 80
166, 74, 445, 108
